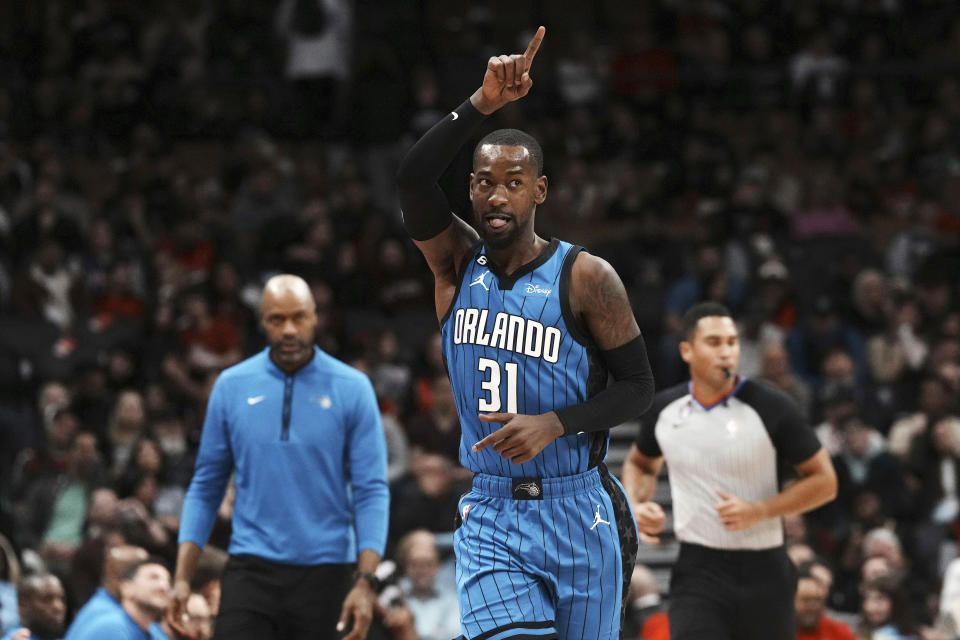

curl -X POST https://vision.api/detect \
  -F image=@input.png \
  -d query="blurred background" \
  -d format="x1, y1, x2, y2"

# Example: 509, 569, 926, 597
0, 0, 959, 638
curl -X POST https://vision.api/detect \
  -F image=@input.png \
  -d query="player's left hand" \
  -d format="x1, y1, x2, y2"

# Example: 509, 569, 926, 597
474, 411, 565, 464
715, 489, 766, 531
337, 581, 375, 640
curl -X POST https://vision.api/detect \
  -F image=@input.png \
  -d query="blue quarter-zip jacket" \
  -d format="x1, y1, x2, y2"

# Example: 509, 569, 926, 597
178, 347, 390, 563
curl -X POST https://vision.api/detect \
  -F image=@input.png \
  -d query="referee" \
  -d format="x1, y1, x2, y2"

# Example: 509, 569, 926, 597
621, 302, 837, 640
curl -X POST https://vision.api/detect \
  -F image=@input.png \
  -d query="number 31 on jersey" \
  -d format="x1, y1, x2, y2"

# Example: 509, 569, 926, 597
478, 358, 518, 413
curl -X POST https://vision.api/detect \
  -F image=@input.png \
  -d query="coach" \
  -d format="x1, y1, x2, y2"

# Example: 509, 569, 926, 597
170, 274, 389, 640
622, 302, 837, 640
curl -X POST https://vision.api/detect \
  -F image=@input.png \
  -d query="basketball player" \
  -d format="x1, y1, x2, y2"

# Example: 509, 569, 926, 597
396, 26, 655, 640
621, 302, 837, 640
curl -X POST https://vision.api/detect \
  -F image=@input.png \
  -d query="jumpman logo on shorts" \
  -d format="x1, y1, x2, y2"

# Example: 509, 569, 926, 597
590, 504, 610, 530
469, 270, 491, 291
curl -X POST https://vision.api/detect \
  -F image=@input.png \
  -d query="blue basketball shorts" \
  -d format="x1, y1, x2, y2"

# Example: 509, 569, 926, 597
454, 465, 638, 640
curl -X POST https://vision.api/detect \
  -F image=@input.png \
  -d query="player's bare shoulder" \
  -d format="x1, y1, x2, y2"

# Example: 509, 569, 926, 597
569, 251, 639, 350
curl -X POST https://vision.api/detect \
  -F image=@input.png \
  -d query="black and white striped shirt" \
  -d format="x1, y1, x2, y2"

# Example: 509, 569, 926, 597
635, 378, 821, 550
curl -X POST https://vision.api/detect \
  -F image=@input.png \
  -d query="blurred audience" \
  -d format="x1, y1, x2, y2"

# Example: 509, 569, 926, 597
0, 1, 958, 636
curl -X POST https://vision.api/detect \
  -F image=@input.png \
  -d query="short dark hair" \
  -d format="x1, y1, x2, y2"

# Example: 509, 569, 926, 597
18, 572, 59, 601
121, 557, 168, 582
681, 302, 733, 340
473, 129, 544, 176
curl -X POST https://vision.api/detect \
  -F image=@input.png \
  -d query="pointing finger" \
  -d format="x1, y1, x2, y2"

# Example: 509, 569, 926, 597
473, 434, 499, 452
474, 423, 509, 451
523, 26, 546, 65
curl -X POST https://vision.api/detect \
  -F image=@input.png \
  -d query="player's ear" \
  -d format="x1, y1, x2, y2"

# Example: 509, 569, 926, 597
679, 340, 693, 364
468, 172, 477, 203
534, 175, 547, 204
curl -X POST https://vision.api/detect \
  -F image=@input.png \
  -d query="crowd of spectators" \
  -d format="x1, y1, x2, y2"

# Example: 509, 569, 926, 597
0, 0, 959, 638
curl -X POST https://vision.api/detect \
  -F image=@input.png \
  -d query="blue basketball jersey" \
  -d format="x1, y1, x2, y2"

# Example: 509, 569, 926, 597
440, 238, 609, 478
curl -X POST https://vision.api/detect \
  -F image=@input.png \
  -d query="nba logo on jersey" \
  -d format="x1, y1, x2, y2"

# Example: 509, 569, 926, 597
462, 504, 472, 520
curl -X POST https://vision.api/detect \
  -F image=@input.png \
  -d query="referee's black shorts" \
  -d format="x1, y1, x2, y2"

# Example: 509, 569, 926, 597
668, 542, 797, 640
214, 554, 353, 640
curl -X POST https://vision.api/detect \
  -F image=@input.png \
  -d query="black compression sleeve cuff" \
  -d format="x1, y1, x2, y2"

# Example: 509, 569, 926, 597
555, 334, 655, 435
396, 99, 487, 241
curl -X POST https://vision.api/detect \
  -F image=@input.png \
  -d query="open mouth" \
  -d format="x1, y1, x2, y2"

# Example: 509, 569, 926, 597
484, 213, 512, 231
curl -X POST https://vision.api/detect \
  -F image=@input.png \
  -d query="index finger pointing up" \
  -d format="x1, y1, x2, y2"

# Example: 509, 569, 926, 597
524, 26, 546, 64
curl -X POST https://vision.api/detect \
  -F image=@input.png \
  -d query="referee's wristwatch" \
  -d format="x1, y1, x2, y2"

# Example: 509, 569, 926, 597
352, 570, 380, 591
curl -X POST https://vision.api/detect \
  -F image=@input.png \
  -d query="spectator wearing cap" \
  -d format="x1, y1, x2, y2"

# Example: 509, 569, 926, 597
754, 258, 797, 331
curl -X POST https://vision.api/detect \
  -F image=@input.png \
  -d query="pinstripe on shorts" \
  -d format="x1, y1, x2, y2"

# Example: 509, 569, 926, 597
454, 467, 633, 640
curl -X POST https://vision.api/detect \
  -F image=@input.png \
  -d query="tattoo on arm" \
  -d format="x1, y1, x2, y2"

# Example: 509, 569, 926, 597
578, 257, 640, 350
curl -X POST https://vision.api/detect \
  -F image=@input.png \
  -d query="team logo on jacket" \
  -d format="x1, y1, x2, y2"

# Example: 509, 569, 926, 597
311, 396, 332, 409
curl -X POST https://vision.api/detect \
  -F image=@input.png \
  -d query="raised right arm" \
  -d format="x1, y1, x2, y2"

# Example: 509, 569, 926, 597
397, 26, 545, 318
395, 99, 485, 287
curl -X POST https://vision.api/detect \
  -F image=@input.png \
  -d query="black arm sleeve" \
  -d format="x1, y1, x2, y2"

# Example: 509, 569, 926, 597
396, 99, 487, 241
554, 334, 655, 435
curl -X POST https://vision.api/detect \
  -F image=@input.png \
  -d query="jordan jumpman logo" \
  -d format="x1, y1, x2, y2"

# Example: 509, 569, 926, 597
590, 504, 610, 530
469, 270, 491, 291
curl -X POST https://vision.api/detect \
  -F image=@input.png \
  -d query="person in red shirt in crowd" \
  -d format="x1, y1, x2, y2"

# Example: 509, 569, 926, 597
796, 562, 855, 640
